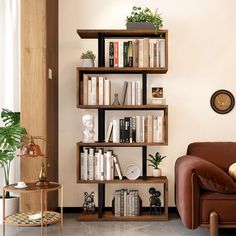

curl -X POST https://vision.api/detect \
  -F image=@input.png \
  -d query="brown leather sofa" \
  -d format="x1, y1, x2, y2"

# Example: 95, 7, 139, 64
175, 142, 236, 236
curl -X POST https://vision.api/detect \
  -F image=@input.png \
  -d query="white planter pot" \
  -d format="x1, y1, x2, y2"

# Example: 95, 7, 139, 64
152, 168, 162, 177
82, 59, 94, 67
0, 196, 19, 224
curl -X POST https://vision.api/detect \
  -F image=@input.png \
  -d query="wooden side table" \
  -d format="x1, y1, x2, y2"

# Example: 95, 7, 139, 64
2, 182, 63, 236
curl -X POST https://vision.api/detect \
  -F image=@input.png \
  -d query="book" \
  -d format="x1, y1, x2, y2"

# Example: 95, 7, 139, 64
140, 116, 145, 142
149, 42, 154, 68
81, 148, 88, 180
114, 42, 119, 67
109, 42, 114, 67
119, 119, 125, 142
87, 77, 92, 105
136, 116, 141, 143
98, 77, 104, 105
123, 42, 129, 67
128, 41, 133, 67
113, 155, 123, 180
88, 148, 94, 180
118, 42, 124, 67
105, 121, 113, 143
132, 116, 136, 142
100, 152, 104, 181
153, 117, 158, 142
106, 150, 114, 180
131, 81, 136, 105
159, 38, 165, 68
104, 78, 110, 105
143, 38, 149, 67
120, 81, 128, 105
136, 81, 142, 105
154, 42, 157, 67
147, 115, 153, 143
157, 116, 164, 142
124, 117, 130, 143
113, 119, 120, 143
91, 76, 98, 105
95, 152, 99, 180
126, 81, 132, 105
83, 75, 88, 105
138, 39, 143, 67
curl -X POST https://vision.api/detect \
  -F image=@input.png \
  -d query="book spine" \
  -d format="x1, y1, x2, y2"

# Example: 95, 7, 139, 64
120, 81, 128, 105
113, 119, 120, 143
138, 39, 143, 67
109, 42, 114, 67
105, 121, 113, 143
91, 76, 98, 105
81, 152, 85, 180
115, 190, 119, 216
157, 116, 164, 142
147, 115, 153, 143
128, 41, 133, 67
83, 75, 88, 105
149, 42, 154, 68
156, 39, 160, 67
120, 189, 124, 216
153, 117, 158, 143
104, 78, 110, 105
123, 42, 128, 67
87, 77, 92, 105
135, 39, 139, 67
119, 119, 124, 143
117, 190, 121, 216
134, 190, 139, 216
88, 148, 94, 180
136, 81, 142, 105
140, 116, 145, 143
113, 155, 123, 180
159, 38, 166, 68
106, 150, 113, 180
100, 153, 104, 181
124, 117, 130, 142
132, 40, 136, 67
126, 81, 132, 105
118, 42, 124, 67
95, 152, 99, 180
136, 116, 141, 143
154, 42, 157, 67
98, 76, 104, 105
124, 190, 127, 216
114, 42, 119, 67
143, 38, 149, 67
131, 81, 136, 105
132, 116, 136, 142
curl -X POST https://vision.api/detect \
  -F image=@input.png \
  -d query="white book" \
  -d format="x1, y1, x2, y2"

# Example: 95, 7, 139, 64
88, 78, 92, 105
157, 116, 164, 142
120, 81, 128, 105
83, 75, 88, 105
136, 116, 141, 143
106, 151, 113, 180
153, 117, 158, 142
82, 149, 88, 180
156, 39, 160, 68
140, 116, 145, 143
113, 119, 120, 143
88, 148, 94, 180
115, 190, 120, 216
105, 121, 113, 143
131, 81, 136, 105
118, 41, 124, 67
124, 190, 127, 216
113, 155, 123, 180
149, 42, 154, 67
126, 81, 132, 105
104, 78, 110, 105
136, 81, 142, 105
100, 153, 104, 181
98, 76, 104, 105
91, 76, 97, 105
158, 38, 165, 68
95, 152, 99, 180
138, 39, 144, 67
117, 190, 121, 216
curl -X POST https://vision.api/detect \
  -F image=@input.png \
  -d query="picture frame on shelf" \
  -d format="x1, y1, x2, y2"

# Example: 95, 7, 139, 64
151, 85, 166, 105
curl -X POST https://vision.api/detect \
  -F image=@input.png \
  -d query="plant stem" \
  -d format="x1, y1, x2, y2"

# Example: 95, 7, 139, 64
3, 161, 10, 198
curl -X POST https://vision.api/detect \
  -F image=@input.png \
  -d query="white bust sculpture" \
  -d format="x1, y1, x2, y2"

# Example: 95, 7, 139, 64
82, 114, 95, 143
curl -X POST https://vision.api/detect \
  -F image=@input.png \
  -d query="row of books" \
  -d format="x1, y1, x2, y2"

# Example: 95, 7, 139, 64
82, 76, 111, 106
108, 38, 165, 68
113, 189, 141, 216
80, 148, 123, 181
105, 115, 165, 143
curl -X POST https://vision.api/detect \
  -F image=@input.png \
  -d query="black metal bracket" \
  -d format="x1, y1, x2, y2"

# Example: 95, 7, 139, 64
142, 146, 147, 179
98, 183, 105, 218
142, 72, 147, 105
98, 33, 105, 67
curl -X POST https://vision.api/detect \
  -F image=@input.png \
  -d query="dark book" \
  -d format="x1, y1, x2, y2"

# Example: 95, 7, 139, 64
109, 42, 114, 67
132, 116, 136, 142
124, 117, 130, 143
128, 41, 133, 67
119, 119, 125, 143
123, 42, 129, 67
120, 81, 128, 105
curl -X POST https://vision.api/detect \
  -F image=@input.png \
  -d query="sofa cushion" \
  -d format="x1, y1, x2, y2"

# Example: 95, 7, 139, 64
182, 155, 236, 193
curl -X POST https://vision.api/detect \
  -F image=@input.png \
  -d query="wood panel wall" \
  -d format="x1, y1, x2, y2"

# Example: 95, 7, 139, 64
20, 0, 58, 211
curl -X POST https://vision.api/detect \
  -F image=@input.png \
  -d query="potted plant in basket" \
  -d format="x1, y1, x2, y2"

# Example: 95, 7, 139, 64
81, 50, 96, 67
0, 109, 26, 223
126, 6, 163, 30
148, 152, 166, 177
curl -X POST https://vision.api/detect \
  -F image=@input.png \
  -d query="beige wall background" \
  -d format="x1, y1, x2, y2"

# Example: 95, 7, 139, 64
59, 0, 236, 207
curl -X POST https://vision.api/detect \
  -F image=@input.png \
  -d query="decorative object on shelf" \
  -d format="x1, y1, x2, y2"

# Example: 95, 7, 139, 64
14, 181, 27, 189
82, 192, 96, 214
210, 89, 235, 114
228, 163, 236, 180
151, 85, 166, 105
112, 93, 120, 105
149, 187, 161, 215
82, 114, 95, 143
20, 136, 50, 187
80, 50, 96, 67
126, 6, 163, 30
148, 152, 166, 177
125, 164, 141, 180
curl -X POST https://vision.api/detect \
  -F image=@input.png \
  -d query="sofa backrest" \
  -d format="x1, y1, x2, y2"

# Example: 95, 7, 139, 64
187, 142, 236, 171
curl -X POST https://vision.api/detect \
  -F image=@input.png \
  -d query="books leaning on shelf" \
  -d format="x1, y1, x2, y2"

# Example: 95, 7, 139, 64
106, 115, 165, 143
108, 38, 165, 68
82, 76, 111, 105
80, 148, 123, 180
112, 189, 141, 216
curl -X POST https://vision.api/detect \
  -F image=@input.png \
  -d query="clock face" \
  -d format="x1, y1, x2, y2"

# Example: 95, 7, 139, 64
125, 164, 140, 180
210, 90, 235, 114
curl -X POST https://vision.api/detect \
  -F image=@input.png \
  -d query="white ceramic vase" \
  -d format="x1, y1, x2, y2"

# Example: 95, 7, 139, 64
0, 196, 19, 224
82, 59, 94, 67
152, 168, 162, 177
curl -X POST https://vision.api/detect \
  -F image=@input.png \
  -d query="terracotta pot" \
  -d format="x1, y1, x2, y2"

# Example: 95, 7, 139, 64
152, 168, 162, 177
0, 196, 19, 224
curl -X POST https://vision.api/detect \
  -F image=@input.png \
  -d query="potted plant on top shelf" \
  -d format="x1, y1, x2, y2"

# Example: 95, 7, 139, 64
0, 108, 26, 223
148, 152, 166, 177
126, 6, 163, 30
81, 50, 96, 67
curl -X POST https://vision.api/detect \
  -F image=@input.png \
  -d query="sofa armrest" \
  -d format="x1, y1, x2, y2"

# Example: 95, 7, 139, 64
175, 155, 200, 229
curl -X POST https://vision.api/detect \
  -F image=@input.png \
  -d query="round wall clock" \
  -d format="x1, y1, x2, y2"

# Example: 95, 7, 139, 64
210, 89, 235, 114
125, 164, 140, 180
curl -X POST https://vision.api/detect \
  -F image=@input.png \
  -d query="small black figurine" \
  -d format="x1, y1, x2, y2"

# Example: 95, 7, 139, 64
82, 192, 96, 214
149, 187, 161, 215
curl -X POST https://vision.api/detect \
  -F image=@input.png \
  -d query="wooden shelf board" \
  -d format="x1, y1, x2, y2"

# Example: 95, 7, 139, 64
77, 142, 168, 147
77, 176, 168, 184
77, 67, 167, 74
77, 29, 168, 39
77, 104, 168, 110
77, 210, 168, 221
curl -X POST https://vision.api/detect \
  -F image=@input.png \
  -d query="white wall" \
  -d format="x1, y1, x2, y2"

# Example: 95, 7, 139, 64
59, 0, 236, 207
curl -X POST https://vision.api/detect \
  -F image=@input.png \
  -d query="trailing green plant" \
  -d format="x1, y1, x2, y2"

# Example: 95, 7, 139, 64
148, 152, 166, 169
80, 50, 96, 60
126, 6, 163, 30
0, 109, 26, 198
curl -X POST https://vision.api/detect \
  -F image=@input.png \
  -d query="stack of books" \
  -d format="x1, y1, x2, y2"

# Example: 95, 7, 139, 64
108, 38, 165, 68
80, 148, 123, 181
113, 189, 141, 216
106, 115, 165, 143
82, 76, 111, 105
